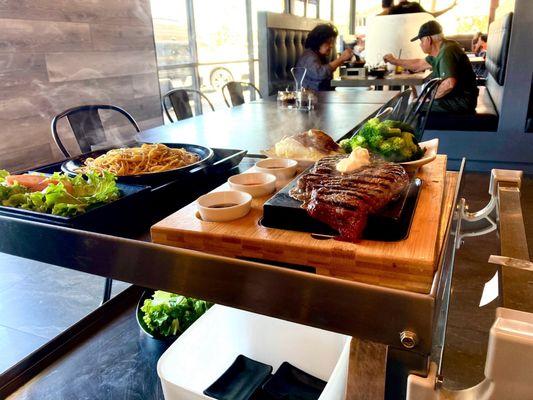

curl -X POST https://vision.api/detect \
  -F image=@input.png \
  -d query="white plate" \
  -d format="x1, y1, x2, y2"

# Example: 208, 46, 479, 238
399, 138, 439, 172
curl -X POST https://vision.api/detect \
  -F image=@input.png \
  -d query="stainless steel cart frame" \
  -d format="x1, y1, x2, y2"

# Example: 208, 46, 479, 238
0, 162, 529, 399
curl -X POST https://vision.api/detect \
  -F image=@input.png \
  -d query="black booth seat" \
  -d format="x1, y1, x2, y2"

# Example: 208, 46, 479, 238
425, 87, 499, 132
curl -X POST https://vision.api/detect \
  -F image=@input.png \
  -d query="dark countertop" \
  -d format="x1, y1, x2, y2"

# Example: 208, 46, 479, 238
138, 101, 381, 154
331, 71, 431, 88
264, 90, 400, 104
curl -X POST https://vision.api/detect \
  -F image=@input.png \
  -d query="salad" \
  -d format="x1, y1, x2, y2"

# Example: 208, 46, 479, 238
140, 291, 213, 337
0, 170, 120, 217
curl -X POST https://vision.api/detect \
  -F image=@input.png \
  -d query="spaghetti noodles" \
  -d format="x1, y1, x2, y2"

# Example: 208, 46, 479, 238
77, 144, 200, 176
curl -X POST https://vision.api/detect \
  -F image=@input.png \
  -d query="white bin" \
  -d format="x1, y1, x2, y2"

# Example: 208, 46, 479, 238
157, 305, 352, 400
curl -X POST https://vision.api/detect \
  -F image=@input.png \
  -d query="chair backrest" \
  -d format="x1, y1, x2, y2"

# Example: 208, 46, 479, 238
162, 89, 215, 123
485, 12, 513, 113
258, 12, 335, 96
221, 82, 262, 107
51, 104, 140, 157
403, 78, 442, 141
377, 89, 413, 121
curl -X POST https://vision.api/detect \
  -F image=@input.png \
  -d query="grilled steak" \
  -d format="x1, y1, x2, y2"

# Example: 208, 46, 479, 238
289, 155, 409, 242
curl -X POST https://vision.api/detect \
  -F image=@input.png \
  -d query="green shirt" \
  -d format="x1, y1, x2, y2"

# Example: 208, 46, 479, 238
426, 40, 478, 109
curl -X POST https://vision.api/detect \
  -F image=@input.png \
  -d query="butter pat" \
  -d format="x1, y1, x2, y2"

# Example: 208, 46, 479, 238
336, 147, 371, 173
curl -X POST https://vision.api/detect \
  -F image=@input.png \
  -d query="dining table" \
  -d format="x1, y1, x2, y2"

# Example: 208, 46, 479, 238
331, 70, 431, 88
137, 100, 384, 154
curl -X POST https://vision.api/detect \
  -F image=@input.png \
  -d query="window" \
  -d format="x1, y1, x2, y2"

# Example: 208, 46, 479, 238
307, 0, 318, 18
252, 0, 285, 57
354, 0, 382, 35
319, 0, 332, 20
419, 0, 490, 35
332, 0, 351, 36
150, 0, 197, 120
291, 0, 306, 16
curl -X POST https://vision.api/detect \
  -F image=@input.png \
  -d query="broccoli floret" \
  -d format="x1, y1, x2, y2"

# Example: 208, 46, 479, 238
381, 120, 415, 134
400, 132, 425, 161
356, 119, 420, 161
359, 118, 383, 150
339, 138, 352, 153
378, 137, 403, 161
351, 134, 367, 148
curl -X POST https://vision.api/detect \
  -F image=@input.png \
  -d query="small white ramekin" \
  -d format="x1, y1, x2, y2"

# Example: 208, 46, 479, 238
197, 190, 252, 222
254, 158, 297, 180
228, 172, 276, 197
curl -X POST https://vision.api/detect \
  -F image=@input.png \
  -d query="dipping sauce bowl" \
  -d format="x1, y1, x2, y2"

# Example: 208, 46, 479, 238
228, 172, 276, 198
197, 190, 252, 222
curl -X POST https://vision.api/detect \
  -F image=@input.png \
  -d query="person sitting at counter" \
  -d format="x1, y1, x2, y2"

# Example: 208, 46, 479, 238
474, 34, 488, 58
295, 24, 353, 91
383, 20, 478, 114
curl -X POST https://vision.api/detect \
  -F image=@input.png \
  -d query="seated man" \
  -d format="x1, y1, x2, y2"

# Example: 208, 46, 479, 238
384, 20, 478, 114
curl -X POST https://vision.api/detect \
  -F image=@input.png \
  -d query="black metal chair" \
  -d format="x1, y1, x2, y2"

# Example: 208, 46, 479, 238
402, 78, 442, 141
51, 104, 140, 158
51, 104, 140, 305
221, 82, 262, 107
377, 88, 413, 122
162, 89, 215, 123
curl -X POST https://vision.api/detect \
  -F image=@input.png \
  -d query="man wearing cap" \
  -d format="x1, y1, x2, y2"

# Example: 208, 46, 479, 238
384, 20, 478, 114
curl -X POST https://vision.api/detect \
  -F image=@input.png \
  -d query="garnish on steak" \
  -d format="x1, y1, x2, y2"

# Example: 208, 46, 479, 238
289, 155, 409, 242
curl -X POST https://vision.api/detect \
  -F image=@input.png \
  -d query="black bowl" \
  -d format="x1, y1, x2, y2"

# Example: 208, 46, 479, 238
136, 290, 180, 342
369, 68, 387, 78
348, 60, 366, 68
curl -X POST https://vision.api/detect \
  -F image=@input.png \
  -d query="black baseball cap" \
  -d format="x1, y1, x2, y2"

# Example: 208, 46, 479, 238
410, 20, 443, 42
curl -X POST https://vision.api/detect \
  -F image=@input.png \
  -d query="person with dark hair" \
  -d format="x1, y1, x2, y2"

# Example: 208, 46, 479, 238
382, 0, 458, 17
471, 31, 482, 52
474, 34, 488, 57
380, 0, 393, 15
295, 23, 353, 91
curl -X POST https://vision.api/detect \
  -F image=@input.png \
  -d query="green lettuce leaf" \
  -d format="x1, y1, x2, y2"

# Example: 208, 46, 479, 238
140, 291, 213, 337
0, 170, 120, 217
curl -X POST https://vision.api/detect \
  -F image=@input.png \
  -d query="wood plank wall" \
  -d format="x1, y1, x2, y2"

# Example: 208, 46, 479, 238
0, 0, 163, 172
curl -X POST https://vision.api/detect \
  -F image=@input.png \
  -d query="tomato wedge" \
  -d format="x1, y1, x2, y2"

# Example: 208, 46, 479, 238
5, 175, 73, 194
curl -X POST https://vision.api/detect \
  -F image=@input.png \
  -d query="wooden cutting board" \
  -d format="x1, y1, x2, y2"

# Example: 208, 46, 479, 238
151, 155, 453, 294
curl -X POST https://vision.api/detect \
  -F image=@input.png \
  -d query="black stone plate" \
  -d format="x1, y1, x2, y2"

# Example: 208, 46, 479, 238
261, 170, 422, 242
61, 143, 214, 184
204, 355, 273, 400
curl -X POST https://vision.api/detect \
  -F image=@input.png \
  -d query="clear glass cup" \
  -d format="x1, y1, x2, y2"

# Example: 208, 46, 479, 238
277, 90, 296, 109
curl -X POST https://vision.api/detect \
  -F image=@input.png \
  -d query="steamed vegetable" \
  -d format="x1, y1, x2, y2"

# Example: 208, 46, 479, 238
339, 118, 424, 162
141, 291, 212, 337
0, 170, 119, 217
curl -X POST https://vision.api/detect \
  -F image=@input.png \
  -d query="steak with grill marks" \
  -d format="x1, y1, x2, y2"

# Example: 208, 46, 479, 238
289, 155, 409, 242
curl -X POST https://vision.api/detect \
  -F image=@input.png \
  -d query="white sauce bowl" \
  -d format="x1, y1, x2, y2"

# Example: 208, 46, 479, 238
197, 190, 252, 222
254, 158, 298, 180
228, 172, 276, 197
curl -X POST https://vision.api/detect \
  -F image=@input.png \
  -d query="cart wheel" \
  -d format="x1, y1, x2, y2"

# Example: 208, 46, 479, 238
210, 67, 234, 90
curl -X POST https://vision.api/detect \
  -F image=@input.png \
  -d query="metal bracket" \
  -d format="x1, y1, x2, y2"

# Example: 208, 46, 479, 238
456, 169, 523, 249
